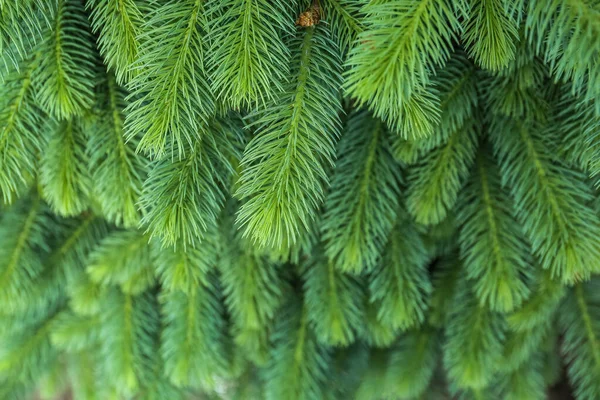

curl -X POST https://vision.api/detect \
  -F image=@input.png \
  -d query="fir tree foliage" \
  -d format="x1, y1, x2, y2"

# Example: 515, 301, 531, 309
2, 0, 600, 399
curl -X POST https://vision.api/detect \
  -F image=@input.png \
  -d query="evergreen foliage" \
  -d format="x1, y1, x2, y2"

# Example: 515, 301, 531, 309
2, 0, 600, 399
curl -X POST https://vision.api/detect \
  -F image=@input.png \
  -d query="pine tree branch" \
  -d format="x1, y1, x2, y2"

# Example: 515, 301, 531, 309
369, 217, 431, 331
458, 148, 533, 312
40, 118, 90, 216
139, 117, 242, 248
303, 250, 365, 346
206, 0, 293, 108
88, 72, 148, 227
489, 117, 600, 283
236, 25, 342, 250
86, 0, 146, 84
345, 0, 467, 137
125, 0, 214, 158
34, 0, 96, 119
0, 53, 46, 204
321, 111, 402, 274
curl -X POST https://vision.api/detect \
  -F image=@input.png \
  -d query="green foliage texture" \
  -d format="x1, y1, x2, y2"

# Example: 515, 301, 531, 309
0, 0, 600, 399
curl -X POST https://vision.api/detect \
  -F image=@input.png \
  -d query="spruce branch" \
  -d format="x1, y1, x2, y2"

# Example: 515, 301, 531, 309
206, 0, 293, 108
236, 25, 342, 250
86, 0, 146, 85
368, 218, 431, 331
87, 230, 154, 295
526, 0, 600, 113
321, 110, 402, 274
34, 0, 96, 119
560, 280, 600, 400
139, 117, 243, 248
88, 72, 148, 228
443, 278, 506, 390
0, 53, 47, 204
125, 0, 214, 158
40, 118, 90, 216
160, 278, 228, 389
302, 249, 365, 347
489, 117, 600, 283
405, 117, 478, 226
264, 299, 331, 400
462, 0, 520, 71
458, 148, 533, 313
345, 0, 467, 137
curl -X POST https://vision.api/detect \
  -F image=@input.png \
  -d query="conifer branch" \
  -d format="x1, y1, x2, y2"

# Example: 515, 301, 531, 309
34, 0, 96, 119
236, 25, 342, 249
345, 0, 467, 137
321, 111, 402, 274
303, 250, 365, 346
384, 329, 439, 398
526, 0, 600, 113
462, 0, 520, 71
0, 53, 46, 204
87, 230, 154, 295
139, 117, 242, 248
443, 279, 505, 389
264, 300, 331, 400
560, 280, 600, 400
368, 218, 431, 331
206, 0, 293, 108
125, 0, 214, 158
86, 0, 146, 85
489, 117, 600, 283
40, 118, 90, 216
458, 149, 533, 312
160, 280, 227, 389
406, 118, 478, 225
88, 72, 147, 227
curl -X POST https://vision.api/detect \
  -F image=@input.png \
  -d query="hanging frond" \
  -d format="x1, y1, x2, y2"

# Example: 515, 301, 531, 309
0, 309, 60, 389
497, 354, 546, 400
219, 212, 288, 362
383, 328, 440, 398
0, 0, 54, 72
506, 268, 565, 332
393, 51, 478, 162
88, 72, 148, 227
489, 116, 600, 283
139, 117, 243, 248
152, 236, 217, 294
321, 110, 402, 274
0, 53, 47, 204
0, 195, 50, 308
458, 148, 533, 313
406, 118, 478, 225
160, 279, 228, 389
369, 218, 431, 331
40, 118, 90, 216
345, 0, 467, 137
444, 278, 506, 390
86, 0, 146, 85
559, 280, 600, 400
236, 25, 342, 249
428, 256, 462, 328
87, 230, 154, 295
206, 0, 293, 108
302, 250, 365, 347
264, 299, 331, 400
526, 0, 600, 113
125, 0, 214, 158
34, 0, 96, 119
321, 0, 362, 53
98, 290, 158, 397
462, 0, 520, 71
